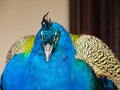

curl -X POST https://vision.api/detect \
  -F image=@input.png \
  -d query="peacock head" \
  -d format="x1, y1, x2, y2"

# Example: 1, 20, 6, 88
40, 12, 60, 61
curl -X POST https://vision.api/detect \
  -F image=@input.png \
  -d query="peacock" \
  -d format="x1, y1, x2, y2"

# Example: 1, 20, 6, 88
1, 12, 120, 90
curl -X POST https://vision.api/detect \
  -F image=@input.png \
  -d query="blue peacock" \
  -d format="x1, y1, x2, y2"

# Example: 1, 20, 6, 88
0, 12, 120, 90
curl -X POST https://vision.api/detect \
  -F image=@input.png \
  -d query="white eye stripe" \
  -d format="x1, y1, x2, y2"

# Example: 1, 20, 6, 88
54, 36, 56, 41
54, 34, 59, 42
55, 36, 58, 41
54, 36, 57, 41
40, 31, 44, 40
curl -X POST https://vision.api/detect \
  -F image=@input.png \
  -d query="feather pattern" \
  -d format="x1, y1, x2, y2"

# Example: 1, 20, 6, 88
73, 34, 120, 89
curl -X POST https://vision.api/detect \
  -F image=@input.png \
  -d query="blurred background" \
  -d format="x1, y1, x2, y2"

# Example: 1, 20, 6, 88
0, 0, 120, 75
0, 0, 69, 74
69, 0, 120, 61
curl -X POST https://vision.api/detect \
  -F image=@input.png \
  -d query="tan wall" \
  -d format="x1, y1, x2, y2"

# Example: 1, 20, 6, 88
0, 0, 69, 74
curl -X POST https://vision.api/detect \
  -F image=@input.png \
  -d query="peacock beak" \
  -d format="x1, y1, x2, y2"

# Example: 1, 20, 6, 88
44, 43, 53, 62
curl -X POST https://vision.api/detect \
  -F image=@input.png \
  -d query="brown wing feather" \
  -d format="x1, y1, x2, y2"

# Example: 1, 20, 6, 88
73, 34, 120, 89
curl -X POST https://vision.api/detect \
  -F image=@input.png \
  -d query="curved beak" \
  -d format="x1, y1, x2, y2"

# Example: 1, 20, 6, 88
44, 43, 53, 62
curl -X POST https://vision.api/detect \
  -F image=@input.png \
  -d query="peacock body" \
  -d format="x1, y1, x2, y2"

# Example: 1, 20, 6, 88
1, 13, 119, 90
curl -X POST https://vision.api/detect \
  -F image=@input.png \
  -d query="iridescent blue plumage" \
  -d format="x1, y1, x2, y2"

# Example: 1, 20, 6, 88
1, 15, 117, 90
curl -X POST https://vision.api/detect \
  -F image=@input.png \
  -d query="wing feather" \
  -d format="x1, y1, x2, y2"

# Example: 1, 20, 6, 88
71, 34, 120, 89
6, 35, 35, 63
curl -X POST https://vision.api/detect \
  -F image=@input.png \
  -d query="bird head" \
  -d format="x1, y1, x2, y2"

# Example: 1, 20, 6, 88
39, 12, 60, 61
